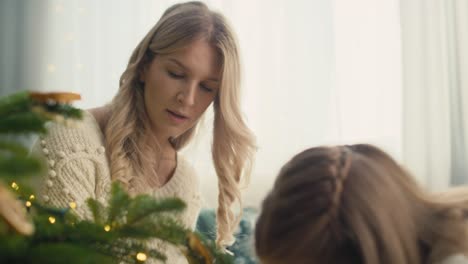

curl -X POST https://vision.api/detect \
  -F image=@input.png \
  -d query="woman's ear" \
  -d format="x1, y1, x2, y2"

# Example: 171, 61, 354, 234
139, 66, 147, 83
140, 53, 155, 84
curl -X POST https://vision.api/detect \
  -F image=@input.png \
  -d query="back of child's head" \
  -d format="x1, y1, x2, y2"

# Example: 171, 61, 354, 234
255, 144, 436, 264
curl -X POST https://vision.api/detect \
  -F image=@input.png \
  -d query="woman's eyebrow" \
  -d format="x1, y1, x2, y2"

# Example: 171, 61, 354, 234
168, 58, 188, 70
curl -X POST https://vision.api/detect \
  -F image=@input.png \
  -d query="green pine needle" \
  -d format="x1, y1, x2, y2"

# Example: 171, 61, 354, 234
0, 91, 31, 117
36, 103, 82, 119
0, 155, 43, 180
86, 199, 106, 225
106, 183, 131, 225
126, 195, 186, 225
0, 141, 29, 156
28, 243, 115, 264
0, 112, 48, 134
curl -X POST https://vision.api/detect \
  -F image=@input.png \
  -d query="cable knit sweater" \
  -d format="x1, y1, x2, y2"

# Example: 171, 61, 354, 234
440, 254, 468, 264
32, 111, 202, 264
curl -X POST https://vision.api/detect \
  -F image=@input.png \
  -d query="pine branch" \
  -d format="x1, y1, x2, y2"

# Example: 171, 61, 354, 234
86, 199, 106, 225
0, 141, 29, 157
126, 195, 186, 225
0, 155, 43, 180
27, 243, 115, 264
0, 91, 30, 117
106, 183, 131, 226
0, 112, 48, 134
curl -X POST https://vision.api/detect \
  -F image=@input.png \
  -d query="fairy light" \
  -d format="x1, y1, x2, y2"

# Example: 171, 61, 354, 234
25, 201, 32, 207
136, 252, 147, 262
29, 195, 35, 200
48, 216, 56, 224
104, 225, 111, 232
69, 201, 77, 209
11, 182, 19, 191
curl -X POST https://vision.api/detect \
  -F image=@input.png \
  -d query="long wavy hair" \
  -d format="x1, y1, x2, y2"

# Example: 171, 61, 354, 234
255, 144, 468, 264
105, 1, 255, 247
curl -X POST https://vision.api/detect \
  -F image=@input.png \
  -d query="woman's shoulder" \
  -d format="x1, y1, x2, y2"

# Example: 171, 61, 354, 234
41, 110, 105, 150
31, 110, 108, 166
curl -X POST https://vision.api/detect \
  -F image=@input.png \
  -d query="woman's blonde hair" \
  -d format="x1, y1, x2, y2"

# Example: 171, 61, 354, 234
255, 144, 468, 264
105, 1, 255, 247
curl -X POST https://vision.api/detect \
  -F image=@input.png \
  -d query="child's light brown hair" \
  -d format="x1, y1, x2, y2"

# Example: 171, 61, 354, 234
255, 144, 468, 264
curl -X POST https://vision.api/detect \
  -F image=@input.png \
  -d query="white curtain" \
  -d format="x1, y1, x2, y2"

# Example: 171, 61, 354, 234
400, 0, 468, 189
2, 0, 465, 208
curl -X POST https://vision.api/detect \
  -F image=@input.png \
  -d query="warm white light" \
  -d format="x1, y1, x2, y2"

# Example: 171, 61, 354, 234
48, 216, 56, 224
11, 182, 19, 191
136, 252, 147, 261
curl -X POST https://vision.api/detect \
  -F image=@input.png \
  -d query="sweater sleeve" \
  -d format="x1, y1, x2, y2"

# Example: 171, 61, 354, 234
439, 254, 468, 264
30, 120, 111, 220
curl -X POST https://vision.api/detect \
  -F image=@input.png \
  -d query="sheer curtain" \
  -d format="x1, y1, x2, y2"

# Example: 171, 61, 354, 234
400, 0, 468, 189
2, 0, 464, 208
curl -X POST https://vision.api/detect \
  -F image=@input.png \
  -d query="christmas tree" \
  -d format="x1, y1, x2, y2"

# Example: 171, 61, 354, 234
0, 91, 233, 264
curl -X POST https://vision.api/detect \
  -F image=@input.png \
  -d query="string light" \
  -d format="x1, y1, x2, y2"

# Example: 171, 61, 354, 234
11, 182, 19, 191
69, 201, 77, 209
136, 252, 147, 262
25, 201, 32, 207
104, 225, 111, 232
48, 216, 56, 224
29, 195, 35, 200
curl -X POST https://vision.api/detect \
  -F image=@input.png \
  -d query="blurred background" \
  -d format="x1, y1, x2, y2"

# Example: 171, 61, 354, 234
1, 0, 467, 208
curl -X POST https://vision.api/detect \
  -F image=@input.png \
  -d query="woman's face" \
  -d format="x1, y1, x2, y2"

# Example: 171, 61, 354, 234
140, 38, 221, 140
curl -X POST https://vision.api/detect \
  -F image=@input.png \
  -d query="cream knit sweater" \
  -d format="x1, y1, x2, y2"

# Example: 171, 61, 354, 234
32, 111, 202, 264
440, 254, 468, 264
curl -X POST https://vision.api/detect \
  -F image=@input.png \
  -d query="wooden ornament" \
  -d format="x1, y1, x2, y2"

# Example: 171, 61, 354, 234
30, 91, 81, 104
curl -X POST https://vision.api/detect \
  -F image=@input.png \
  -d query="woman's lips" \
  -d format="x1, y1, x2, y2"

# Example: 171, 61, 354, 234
166, 109, 189, 124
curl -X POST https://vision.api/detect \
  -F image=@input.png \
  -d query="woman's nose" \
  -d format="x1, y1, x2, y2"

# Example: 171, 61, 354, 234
176, 82, 197, 106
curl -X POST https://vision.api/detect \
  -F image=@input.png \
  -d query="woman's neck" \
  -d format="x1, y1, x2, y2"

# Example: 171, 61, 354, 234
154, 136, 176, 161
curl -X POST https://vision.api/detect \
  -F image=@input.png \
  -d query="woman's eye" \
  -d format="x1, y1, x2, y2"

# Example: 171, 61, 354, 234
167, 71, 184, 79
200, 84, 214, 93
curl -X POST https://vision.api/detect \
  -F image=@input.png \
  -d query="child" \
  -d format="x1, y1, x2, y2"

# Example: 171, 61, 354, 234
255, 144, 468, 264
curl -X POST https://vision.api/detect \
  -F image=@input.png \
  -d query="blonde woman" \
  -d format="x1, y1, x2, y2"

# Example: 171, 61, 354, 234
255, 144, 468, 264
34, 1, 255, 262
